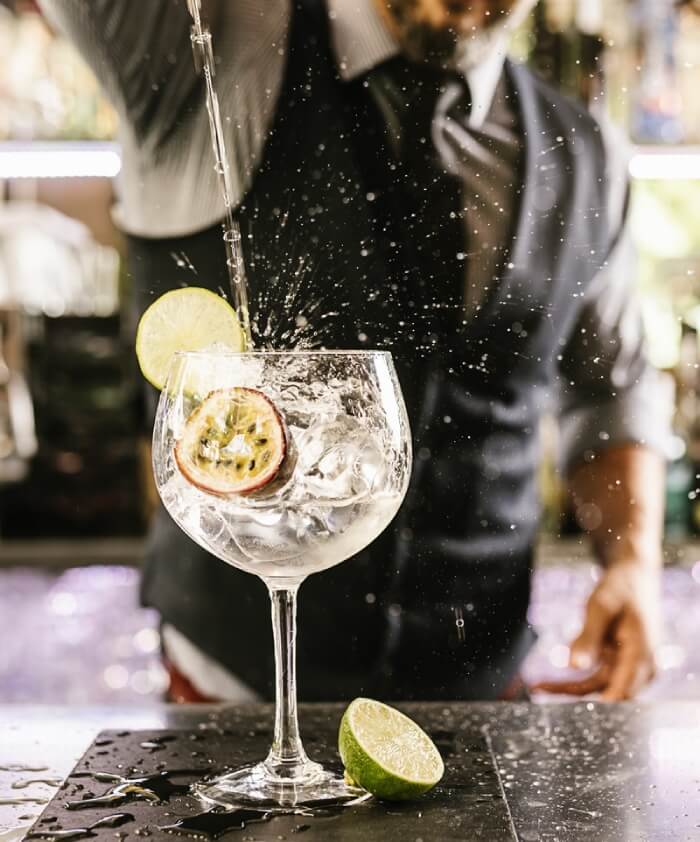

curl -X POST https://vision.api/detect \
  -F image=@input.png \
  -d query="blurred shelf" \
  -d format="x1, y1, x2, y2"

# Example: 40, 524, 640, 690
0, 141, 121, 180
537, 536, 700, 568
0, 535, 698, 570
0, 537, 144, 567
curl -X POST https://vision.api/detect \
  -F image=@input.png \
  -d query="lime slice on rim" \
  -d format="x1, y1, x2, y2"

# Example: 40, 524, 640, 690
135, 287, 245, 390
338, 698, 445, 801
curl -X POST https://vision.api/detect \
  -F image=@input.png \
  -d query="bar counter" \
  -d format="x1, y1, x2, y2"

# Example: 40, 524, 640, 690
1, 702, 699, 841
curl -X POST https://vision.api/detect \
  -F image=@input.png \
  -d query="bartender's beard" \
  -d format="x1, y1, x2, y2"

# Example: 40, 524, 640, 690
378, 0, 538, 68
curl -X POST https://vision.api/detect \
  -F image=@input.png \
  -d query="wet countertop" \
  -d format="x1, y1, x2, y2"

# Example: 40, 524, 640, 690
1, 702, 699, 841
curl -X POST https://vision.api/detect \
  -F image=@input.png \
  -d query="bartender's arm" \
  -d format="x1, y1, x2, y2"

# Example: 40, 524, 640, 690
37, 0, 221, 140
555, 444, 664, 700
534, 155, 671, 701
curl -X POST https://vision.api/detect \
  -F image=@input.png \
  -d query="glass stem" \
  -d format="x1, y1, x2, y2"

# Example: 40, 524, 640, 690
265, 584, 310, 776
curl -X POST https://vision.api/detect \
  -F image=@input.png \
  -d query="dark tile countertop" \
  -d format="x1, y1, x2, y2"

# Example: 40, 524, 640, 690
1, 702, 699, 842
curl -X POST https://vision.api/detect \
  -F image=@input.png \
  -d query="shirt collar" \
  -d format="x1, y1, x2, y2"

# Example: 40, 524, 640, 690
326, 0, 508, 129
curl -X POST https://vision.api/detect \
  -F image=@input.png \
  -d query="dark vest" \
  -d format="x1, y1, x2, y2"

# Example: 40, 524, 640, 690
131, 0, 611, 700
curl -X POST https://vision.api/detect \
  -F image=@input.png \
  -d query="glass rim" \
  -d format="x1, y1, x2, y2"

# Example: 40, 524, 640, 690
172, 348, 394, 360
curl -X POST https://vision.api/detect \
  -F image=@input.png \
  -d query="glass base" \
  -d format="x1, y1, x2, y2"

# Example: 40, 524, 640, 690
193, 761, 371, 812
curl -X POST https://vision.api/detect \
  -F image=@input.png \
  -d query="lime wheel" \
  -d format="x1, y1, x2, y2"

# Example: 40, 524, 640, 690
135, 287, 244, 390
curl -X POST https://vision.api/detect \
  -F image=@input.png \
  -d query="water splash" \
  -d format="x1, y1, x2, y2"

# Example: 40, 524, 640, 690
245, 214, 343, 350
170, 252, 199, 275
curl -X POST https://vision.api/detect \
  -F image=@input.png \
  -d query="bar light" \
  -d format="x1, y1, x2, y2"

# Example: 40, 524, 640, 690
629, 147, 700, 181
1, 143, 699, 182
0, 142, 121, 179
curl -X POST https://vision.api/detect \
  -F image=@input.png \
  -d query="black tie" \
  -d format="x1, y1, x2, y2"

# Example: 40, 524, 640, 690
358, 58, 472, 357
371, 59, 472, 170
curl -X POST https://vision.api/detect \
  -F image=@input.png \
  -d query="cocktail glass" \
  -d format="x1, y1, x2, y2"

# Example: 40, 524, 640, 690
153, 350, 412, 810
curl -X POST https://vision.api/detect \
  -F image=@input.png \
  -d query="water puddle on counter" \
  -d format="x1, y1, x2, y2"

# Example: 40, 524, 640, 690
159, 808, 272, 838
66, 772, 195, 810
0, 797, 49, 808
0, 766, 49, 774
26, 813, 134, 841
11, 780, 63, 791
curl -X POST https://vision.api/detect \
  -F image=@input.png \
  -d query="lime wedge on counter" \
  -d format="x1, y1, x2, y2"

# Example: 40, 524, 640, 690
338, 698, 445, 801
135, 287, 245, 390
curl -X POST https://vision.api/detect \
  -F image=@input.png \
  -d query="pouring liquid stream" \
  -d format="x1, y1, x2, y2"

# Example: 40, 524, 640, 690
187, 0, 253, 349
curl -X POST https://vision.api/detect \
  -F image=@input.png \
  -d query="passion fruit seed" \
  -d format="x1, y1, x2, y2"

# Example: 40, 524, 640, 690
175, 387, 288, 496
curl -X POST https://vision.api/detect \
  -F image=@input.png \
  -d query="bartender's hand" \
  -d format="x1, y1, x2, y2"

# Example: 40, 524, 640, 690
533, 444, 665, 702
533, 559, 661, 701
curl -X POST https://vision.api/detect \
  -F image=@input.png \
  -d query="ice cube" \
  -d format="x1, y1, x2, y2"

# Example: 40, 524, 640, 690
198, 503, 228, 543
321, 501, 364, 535
223, 508, 308, 564
296, 415, 387, 504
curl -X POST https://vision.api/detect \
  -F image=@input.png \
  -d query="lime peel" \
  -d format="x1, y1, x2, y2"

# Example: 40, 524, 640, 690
338, 698, 444, 801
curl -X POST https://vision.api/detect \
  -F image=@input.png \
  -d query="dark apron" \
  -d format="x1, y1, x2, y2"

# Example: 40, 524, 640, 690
128, 0, 611, 700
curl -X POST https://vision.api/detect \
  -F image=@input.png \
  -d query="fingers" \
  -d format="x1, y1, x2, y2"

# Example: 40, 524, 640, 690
531, 663, 611, 697
569, 587, 619, 670
538, 613, 655, 702
601, 641, 639, 701
532, 586, 619, 697
569, 632, 599, 671
600, 616, 653, 702
534, 637, 654, 701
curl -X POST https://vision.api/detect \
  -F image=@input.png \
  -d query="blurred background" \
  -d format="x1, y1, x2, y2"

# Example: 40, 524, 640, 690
0, 0, 699, 704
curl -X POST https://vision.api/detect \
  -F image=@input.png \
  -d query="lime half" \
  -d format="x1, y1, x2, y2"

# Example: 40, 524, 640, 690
135, 287, 245, 390
338, 698, 445, 801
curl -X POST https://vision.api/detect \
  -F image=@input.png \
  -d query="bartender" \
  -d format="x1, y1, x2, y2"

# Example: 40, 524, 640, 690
40, 0, 670, 702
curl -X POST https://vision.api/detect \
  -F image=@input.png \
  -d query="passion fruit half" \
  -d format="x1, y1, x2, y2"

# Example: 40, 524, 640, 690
175, 387, 290, 497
